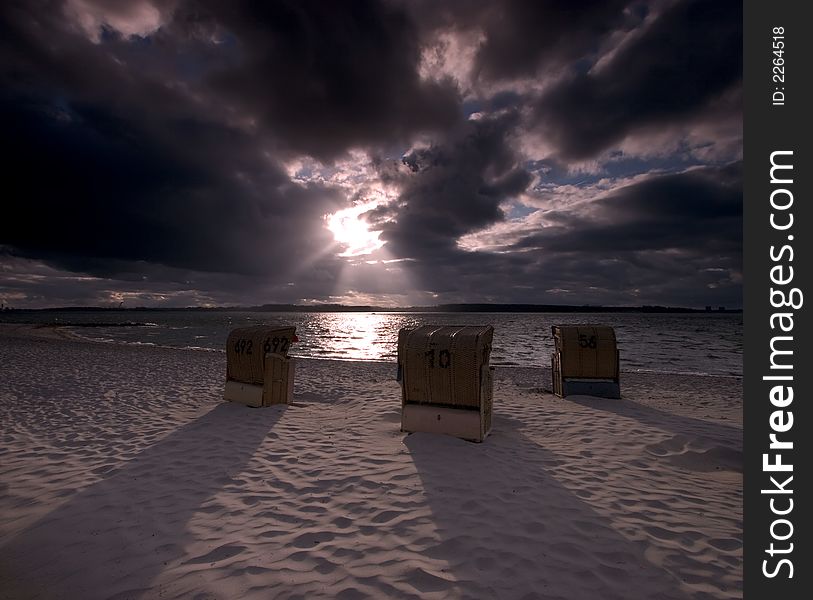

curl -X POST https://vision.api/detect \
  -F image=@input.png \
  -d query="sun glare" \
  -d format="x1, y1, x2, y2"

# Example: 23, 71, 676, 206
326, 203, 385, 257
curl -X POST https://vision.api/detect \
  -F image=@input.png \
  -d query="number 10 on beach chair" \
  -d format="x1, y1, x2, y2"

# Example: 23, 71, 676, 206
224, 326, 297, 407
397, 325, 495, 442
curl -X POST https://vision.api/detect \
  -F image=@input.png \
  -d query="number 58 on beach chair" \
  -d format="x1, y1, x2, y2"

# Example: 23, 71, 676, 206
551, 325, 620, 399
224, 326, 297, 407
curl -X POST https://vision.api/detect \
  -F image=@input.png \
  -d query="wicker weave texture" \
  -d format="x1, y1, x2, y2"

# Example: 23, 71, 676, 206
552, 325, 618, 380
226, 326, 296, 385
262, 354, 294, 405
398, 325, 493, 408
481, 366, 494, 435
551, 352, 563, 396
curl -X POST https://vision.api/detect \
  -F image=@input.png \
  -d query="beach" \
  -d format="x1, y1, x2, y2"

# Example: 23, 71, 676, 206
0, 324, 742, 599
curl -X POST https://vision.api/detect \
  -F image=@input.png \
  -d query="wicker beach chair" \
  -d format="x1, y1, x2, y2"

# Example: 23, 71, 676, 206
551, 325, 620, 398
397, 325, 494, 442
224, 325, 297, 407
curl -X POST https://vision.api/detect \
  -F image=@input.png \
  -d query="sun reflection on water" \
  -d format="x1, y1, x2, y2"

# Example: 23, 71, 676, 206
292, 312, 420, 362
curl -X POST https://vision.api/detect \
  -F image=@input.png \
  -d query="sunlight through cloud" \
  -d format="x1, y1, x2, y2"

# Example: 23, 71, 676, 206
325, 202, 385, 257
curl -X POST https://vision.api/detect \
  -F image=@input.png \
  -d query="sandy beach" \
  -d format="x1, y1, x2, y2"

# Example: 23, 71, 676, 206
0, 324, 742, 599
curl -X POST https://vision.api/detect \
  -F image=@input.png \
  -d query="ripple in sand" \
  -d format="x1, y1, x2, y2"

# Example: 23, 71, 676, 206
291, 531, 336, 548
646, 435, 742, 473
184, 544, 246, 565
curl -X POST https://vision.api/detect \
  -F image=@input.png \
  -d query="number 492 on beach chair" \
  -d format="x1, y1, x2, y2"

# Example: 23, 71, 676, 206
224, 326, 298, 407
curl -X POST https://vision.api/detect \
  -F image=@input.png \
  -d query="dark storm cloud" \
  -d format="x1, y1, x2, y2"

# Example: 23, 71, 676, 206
503, 164, 743, 301
517, 163, 742, 254
3, 1, 443, 287
370, 113, 531, 261
0, 84, 343, 280
1, 0, 743, 308
532, 0, 742, 160
198, 0, 461, 160
370, 163, 742, 307
0, 249, 351, 308
401, 0, 636, 79
472, 0, 633, 81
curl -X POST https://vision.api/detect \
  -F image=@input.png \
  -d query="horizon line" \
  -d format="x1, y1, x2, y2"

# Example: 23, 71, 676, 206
2, 302, 743, 314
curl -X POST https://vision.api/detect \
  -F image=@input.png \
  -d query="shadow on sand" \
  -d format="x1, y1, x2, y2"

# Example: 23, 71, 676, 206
404, 414, 693, 600
563, 394, 742, 450
0, 402, 284, 600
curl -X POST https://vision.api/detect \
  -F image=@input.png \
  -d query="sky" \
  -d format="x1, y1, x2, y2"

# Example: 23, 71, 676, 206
0, 0, 742, 309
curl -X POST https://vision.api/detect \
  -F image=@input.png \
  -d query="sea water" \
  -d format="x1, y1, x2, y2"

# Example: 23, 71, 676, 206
1, 310, 742, 377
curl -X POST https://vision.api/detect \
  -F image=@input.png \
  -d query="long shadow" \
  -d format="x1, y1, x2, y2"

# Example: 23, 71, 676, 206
405, 415, 695, 600
0, 402, 284, 600
562, 395, 742, 450
498, 366, 741, 446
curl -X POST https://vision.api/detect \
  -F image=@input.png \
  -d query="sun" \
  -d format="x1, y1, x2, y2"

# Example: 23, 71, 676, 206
325, 202, 385, 257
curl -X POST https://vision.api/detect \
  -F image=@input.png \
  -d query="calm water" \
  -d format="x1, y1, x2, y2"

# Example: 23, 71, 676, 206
1, 310, 742, 377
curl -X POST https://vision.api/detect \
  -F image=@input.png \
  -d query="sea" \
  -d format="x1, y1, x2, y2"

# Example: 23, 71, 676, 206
0, 310, 743, 377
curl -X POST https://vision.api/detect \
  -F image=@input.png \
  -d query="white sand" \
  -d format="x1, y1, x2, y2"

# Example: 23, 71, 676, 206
0, 324, 742, 599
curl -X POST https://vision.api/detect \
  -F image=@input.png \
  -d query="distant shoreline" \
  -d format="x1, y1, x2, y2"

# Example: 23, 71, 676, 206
1, 303, 742, 314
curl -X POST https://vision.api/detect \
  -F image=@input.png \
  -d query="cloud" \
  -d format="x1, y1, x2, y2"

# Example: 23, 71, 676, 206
531, 0, 742, 160
0, 2, 358, 288
449, 164, 742, 305
200, 0, 462, 161
0, 89, 344, 280
63, 0, 178, 42
513, 163, 742, 255
473, 0, 633, 81
370, 112, 531, 261
0, 1, 742, 308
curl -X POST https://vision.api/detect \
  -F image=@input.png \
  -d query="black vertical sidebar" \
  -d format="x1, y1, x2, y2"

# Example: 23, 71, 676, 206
744, 1, 811, 598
